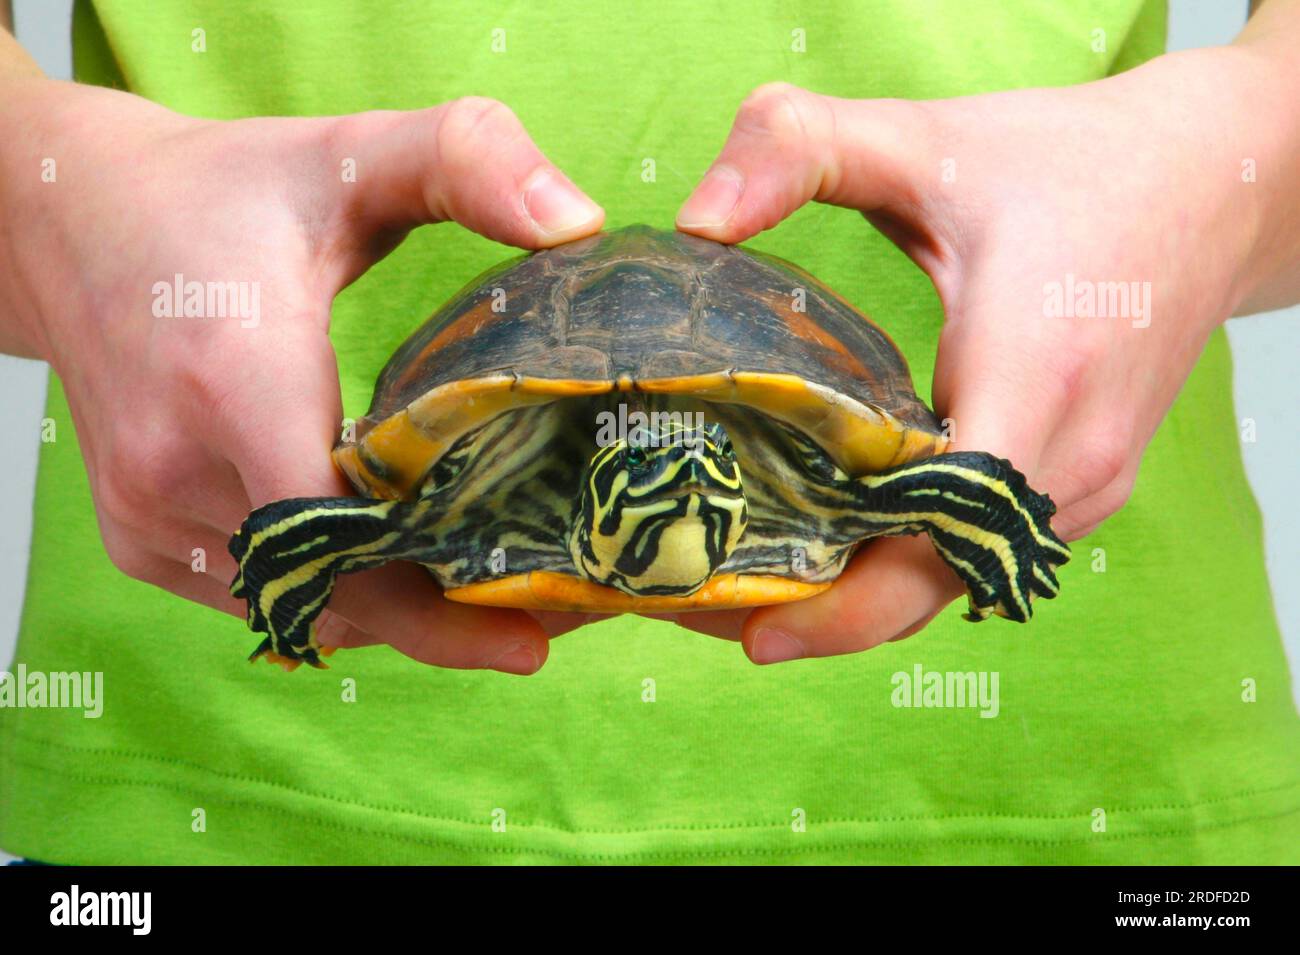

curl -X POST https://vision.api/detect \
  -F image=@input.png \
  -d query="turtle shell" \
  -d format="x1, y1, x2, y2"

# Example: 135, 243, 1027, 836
335, 225, 946, 500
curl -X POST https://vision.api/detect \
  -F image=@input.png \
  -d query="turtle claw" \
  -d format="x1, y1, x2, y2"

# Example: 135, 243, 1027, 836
247, 635, 329, 671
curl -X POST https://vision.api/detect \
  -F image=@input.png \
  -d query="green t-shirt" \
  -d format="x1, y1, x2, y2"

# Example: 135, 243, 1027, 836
2, 0, 1297, 864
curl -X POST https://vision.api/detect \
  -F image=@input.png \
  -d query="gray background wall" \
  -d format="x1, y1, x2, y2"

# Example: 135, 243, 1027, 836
1, 0, 1297, 862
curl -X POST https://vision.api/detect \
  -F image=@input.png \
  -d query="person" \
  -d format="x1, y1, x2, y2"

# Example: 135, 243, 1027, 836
0, 0, 1296, 864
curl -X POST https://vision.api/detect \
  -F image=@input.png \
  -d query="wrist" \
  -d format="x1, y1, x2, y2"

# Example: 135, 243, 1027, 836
1219, 31, 1300, 314
0, 77, 74, 360
0, 81, 183, 362
1131, 45, 1300, 318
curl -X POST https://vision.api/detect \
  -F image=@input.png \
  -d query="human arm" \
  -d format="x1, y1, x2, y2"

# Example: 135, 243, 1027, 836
674, 0, 1300, 662
0, 26, 604, 671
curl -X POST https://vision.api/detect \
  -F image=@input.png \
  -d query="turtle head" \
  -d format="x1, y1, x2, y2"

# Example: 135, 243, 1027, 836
571, 419, 748, 597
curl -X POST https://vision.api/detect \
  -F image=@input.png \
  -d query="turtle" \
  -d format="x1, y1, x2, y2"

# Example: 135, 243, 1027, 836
229, 225, 1070, 668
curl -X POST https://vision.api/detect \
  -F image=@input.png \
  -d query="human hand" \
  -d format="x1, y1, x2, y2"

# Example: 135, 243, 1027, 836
672, 48, 1284, 662
0, 80, 604, 673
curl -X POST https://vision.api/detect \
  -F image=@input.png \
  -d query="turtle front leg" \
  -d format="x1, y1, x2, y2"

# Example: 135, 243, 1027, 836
228, 497, 426, 668
843, 452, 1071, 622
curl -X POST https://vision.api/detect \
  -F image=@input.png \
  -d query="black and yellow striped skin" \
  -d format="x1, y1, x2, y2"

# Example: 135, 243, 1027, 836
843, 453, 1067, 622
229, 498, 414, 668
702, 405, 1069, 622
228, 399, 1068, 666
570, 421, 748, 596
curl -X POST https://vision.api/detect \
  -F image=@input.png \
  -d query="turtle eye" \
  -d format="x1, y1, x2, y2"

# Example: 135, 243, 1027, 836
718, 437, 736, 462
624, 445, 648, 471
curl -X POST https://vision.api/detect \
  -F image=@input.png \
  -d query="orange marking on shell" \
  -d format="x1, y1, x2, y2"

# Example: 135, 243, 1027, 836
390, 298, 506, 397
753, 287, 878, 382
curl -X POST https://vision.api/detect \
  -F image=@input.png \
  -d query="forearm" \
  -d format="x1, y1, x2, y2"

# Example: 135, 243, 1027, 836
1227, 0, 1300, 314
0, 25, 55, 357
1096, 4, 1300, 322
0, 20, 41, 80
0, 29, 174, 363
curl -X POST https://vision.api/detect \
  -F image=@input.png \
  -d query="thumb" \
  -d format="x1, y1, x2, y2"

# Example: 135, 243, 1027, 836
318, 97, 604, 285
676, 83, 942, 245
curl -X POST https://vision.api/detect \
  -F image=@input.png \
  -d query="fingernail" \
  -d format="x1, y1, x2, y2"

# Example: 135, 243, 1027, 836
523, 168, 602, 236
488, 642, 541, 675
750, 627, 805, 665
677, 165, 744, 228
